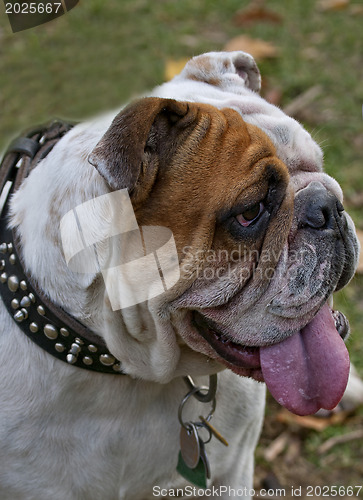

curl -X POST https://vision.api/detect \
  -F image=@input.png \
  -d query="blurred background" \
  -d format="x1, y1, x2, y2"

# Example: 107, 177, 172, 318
1, 0, 362, 495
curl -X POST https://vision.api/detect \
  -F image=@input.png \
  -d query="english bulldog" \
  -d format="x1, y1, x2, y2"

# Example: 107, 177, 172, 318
0, 51, 359, 500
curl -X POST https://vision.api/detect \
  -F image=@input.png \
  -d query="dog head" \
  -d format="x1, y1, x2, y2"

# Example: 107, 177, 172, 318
88, 90, 359, 415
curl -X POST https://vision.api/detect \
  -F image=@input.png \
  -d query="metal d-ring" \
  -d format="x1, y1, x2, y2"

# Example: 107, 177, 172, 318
183, 374, 217, 403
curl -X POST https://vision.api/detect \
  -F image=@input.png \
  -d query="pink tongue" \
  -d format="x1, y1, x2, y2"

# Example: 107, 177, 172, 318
260, 303, 350, 416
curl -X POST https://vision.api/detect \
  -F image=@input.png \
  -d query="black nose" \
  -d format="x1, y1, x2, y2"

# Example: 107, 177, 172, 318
298, 182, 344, 230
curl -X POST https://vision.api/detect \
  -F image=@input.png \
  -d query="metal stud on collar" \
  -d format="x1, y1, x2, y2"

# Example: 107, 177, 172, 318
60, 327, 69, 337
100, 354, 116, 366
29, 322, 39, 333
14, 308, 28, 322
11, 298, 20, 309
55, 343, 65, 353
44, 324, 58, 340
66, 338, 83, 364
20, 296, 31, 308
8, 275, 19, 292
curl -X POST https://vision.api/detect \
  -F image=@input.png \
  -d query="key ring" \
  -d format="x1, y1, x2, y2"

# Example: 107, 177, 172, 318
183, 374, 217, 403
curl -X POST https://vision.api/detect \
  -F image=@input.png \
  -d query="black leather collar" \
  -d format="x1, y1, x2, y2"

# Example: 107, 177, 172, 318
0, 121, 125, 375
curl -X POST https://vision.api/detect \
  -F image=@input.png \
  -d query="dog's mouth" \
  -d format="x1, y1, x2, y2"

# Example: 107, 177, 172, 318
193, 311, 262, 373
192, 304, 350, 416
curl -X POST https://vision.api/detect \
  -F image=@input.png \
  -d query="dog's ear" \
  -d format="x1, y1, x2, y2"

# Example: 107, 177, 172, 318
228, 51, 261, 92
88, 97, 197, 192
179, 51, 261, 93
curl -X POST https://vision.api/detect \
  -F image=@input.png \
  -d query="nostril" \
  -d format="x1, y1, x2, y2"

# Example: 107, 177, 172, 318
337, 200, 345, 216
305, 210, 326, 229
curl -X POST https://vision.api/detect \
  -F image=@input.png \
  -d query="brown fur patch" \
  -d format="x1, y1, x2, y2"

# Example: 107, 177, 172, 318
90, 97, 292, 298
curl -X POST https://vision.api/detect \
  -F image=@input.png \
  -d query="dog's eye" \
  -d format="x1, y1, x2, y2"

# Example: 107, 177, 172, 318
236, 202, 264, 227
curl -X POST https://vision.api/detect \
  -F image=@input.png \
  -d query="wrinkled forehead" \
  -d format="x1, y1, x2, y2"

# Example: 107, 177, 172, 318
167, 105, 281, 177
203, 93, 324, 175
194, 105, 340, 208
162, 115, 289, 213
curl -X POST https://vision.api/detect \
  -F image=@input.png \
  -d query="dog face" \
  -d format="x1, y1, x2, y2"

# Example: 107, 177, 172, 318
88, 98, 290, 370
88, 82, 358, 415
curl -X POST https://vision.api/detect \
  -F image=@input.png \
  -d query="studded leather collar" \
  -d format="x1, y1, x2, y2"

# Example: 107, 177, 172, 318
0, 121, 125, 375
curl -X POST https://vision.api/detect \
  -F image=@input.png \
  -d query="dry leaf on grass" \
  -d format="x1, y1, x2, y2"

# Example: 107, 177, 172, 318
234, 5, 282, 26
318, 429, 363, 454
349, 5, 363, 15
223, 35, 279, 60
276, 408, 350, 431
282, 85, 322, 118
356, 229, 363, 273
263, 431, 289, 462
317, 0, 350, 11
164, 58, 189, 81
284, 435, 302, 464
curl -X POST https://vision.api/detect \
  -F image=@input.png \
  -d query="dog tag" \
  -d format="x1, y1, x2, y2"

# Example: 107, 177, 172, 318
199, 440, 211, 479
179, 423, 200, 469
176, 452, 207, 489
